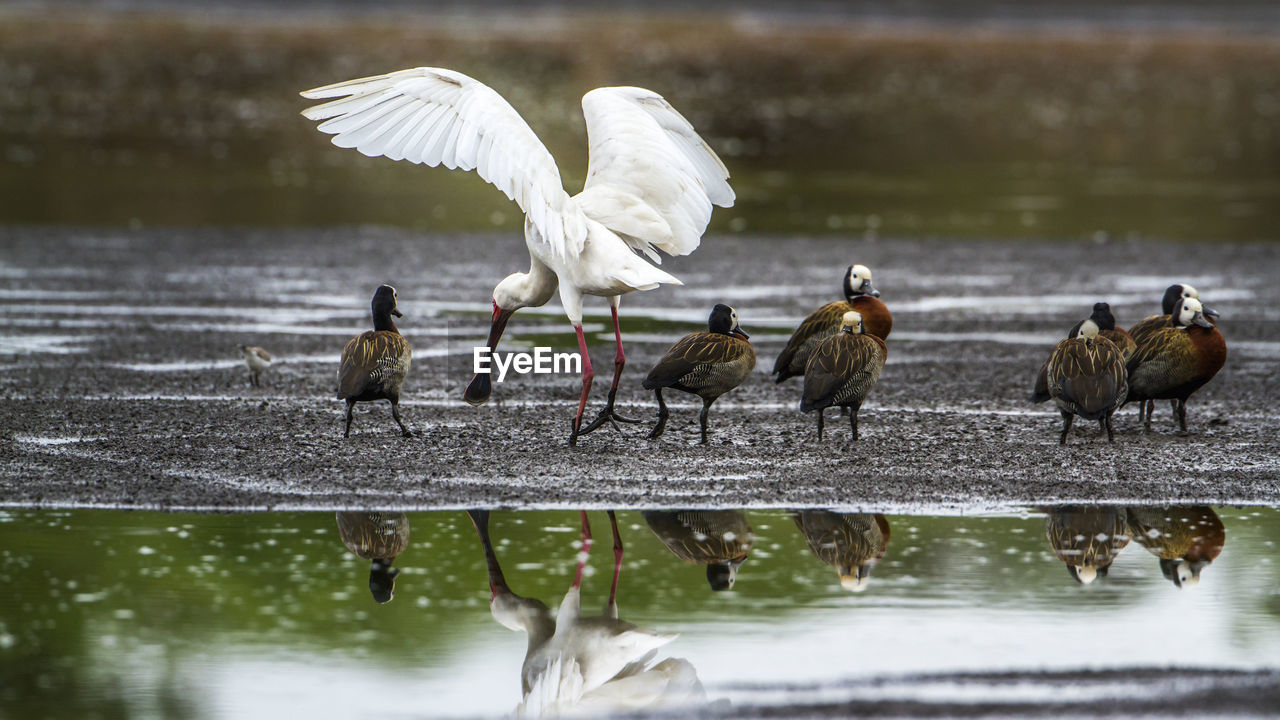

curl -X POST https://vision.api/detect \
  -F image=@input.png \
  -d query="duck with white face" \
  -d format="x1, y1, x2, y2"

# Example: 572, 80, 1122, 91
800, 310, 887, 443
1124, 296, 1227, 433
773, 264, 892, 384
1128, 283, 1221, 425
642, 304, 756, 445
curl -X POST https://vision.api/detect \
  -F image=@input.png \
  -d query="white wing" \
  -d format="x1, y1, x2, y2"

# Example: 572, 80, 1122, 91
300, 67, 587, 258
578, 87, 735, 262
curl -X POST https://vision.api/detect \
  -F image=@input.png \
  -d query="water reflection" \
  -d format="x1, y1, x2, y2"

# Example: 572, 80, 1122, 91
334, 511, 410, 603
642, 511, 754, 591
467, 510, 706, 716
1127, 506, 1226, 589
792, 511, 890, 592
1043, 507, 1130, 585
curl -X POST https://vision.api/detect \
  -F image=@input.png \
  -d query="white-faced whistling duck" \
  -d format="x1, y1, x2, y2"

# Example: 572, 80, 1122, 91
239, 345, 272, 387
1128, 284, 1221, 426
1044, 507, 1130, 584
302, 67, 735, 446
792, 510, 890, 592
642, 304, 755, 444
1043, 317, 1129, 444
773, 264, 891, 383
642, 510, 754, 592
338, 285, 414, 438
800, 310, 887, 442
335, 511, 411, 603
1033, 302, 1135, 404
1127, 506, 1225, 588
1125, 297, 1226, 433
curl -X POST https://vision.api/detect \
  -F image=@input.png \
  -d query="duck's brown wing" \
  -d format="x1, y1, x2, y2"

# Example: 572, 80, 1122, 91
800, 333, 885, 412
338, 330, 412, 400
1125, 325, 1203, 398
1047, 337, 1127, 416
1128, 314, 1171, 350
1102, 328, 1137, 363
644, 332, 754, 391
772, 301, 847, 381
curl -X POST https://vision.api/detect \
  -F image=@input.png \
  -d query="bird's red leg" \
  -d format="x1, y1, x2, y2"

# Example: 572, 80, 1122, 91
568, 324, 595, 446
579, 305, 641, 435
572, 510, 593, 590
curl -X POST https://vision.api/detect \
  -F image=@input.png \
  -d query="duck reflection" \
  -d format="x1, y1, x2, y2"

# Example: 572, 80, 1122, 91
1127, 506, 1226, 588
1043, 507, 1130, 584
466, 510, 705, 716
642, 510, 754, 591
792, 510, 890, 592
334, 511, 410, 603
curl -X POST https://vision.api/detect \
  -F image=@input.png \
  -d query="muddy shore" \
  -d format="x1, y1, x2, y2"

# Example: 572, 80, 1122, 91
2, 227, 1277, 510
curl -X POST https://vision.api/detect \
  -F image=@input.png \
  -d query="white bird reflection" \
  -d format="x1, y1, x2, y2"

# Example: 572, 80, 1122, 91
467, 510, 706, 717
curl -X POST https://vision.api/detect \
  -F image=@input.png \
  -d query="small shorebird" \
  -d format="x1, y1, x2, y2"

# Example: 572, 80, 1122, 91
239, 345, 272, 387
773, 264, 891, 383
301, 67, 734, 445
1128, 284, 1220, 425
642, 304, 755, 444
338, 285, 414, 438
1032, 302, 1135, 405
1043, 317, 1128, 444
1125, 297, 1226, 433
800, 310, 887, 442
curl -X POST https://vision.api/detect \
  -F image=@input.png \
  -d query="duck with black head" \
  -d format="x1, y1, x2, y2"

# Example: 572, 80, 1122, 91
773, 264, 892, 384
800, 310, 887, 442
1032, 301, 1135, 405
1124, 297, 1227, 433
337, 285, 414, 438
1042, 317, 1128, 444
642, 304, 755, 445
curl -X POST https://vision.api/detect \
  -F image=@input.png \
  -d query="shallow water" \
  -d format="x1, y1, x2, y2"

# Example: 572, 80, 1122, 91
1, 506, 1276, 718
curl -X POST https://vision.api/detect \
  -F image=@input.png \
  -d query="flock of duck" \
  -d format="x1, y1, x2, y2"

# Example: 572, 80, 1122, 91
292, 65, 1226, 446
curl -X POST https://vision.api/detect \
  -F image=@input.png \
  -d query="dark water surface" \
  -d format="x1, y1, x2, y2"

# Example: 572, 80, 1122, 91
1, 8, 1278, 241
2, 507, 1277, 718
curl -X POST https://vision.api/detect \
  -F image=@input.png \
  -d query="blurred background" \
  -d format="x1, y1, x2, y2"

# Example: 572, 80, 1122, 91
1, 0, 1278, 241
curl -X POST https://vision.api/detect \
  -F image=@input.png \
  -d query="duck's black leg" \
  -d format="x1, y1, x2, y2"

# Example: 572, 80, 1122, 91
1169, 399, 1179, 428
1143, 399, 1154, 430
849, 407, 859, 442
698, 398, 713, 445
390, 399, 414, 438
1177, 399, 1188, 433
1105, 411, 1115, 442
817, 408, 825, 441
579, 304, 642, 436
1059, 410, 1073, 445
344, 399, 356, 438
647, 388, 669, 440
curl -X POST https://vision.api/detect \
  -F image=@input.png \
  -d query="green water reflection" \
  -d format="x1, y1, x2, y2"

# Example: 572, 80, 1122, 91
0, 506, 1277, 717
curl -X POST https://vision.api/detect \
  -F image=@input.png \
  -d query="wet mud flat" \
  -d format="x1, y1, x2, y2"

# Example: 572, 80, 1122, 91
1, 227, 1278, 510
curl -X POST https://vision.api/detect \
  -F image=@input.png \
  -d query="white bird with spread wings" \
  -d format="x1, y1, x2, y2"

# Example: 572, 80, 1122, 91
301, 67, 735, 444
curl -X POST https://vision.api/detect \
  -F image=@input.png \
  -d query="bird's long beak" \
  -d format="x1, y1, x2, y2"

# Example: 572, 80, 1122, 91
732, 324, 749, 339
391, 307, 403, 318
1202, 305, 1220, 321
464, 302, 514, 406
1192, 311, 1214, 329
862, 280, 881, 298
